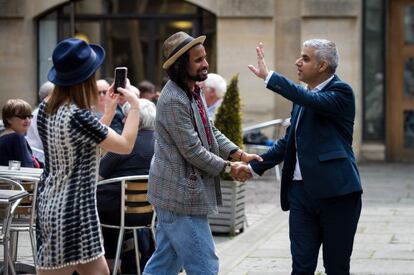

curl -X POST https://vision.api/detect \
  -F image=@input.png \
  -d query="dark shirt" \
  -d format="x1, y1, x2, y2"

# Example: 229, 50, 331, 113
99, 129, 154, 178
0, 132, 35, 167
109, 105, 124, 134
97, 129, 155, 212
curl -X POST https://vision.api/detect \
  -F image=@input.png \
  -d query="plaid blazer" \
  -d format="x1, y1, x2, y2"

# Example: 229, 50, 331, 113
148, 80, 238, 215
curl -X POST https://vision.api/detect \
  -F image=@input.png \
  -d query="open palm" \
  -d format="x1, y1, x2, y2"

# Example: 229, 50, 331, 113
248, 42, 269, 80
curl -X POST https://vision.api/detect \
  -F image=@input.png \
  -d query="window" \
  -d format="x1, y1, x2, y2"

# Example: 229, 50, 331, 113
362, 0, 385, 141
37, 11, 57, 91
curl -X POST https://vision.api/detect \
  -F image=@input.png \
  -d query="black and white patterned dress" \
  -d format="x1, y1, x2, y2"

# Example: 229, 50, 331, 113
35, 102, 108, 269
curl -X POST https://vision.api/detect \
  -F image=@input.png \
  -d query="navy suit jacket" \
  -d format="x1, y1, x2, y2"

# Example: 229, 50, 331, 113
250, 72, 362, 211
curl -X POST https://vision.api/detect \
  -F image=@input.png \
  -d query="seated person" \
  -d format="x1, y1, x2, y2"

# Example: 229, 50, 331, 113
138, 80, 157, 104
95, 79, 110, 119
0, 99, 40, 168
97, 98, 156, 268
26, 81, 54, 164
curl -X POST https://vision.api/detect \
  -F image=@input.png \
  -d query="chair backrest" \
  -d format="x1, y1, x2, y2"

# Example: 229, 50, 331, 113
98, 175, 154, 227
5, 176, 38, 219
0, 177, 25, 236
124, 177, 153, 215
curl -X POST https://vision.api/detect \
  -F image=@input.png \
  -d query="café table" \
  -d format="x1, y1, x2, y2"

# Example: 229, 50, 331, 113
0, 189, 28, 275
0, 168, 41, 273
0, 166, 43, 180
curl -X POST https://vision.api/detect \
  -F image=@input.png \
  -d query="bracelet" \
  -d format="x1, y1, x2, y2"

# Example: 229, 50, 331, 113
239, 151, 244, 161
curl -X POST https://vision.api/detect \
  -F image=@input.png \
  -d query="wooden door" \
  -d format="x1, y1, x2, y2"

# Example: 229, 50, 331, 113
388, 0, 414, 161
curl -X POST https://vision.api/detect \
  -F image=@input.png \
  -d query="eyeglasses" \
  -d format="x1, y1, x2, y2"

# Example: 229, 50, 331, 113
98, 90, 107, 96
15, 115, 33, 120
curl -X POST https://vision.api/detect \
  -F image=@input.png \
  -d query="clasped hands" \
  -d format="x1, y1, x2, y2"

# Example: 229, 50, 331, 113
228, 151, 263, 182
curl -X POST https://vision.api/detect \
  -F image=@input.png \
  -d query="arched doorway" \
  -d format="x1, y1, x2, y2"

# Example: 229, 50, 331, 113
37, 0, 217, 91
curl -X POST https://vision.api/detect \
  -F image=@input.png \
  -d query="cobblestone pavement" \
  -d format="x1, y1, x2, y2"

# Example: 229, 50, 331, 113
216, 163, 414, 275
4, 163, 414, 275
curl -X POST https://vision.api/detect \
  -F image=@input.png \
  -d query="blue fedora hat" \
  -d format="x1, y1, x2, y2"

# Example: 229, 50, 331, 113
48, 38, 105, 87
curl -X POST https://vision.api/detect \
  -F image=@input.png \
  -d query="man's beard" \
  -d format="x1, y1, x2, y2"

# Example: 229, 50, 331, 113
187, 67, 208, 82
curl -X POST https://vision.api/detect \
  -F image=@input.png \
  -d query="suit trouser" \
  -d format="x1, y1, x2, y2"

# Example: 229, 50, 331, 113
288, 180, 362, 275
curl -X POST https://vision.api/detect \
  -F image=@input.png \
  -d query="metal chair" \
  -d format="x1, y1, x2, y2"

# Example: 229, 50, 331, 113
98, 175, 155, 275
7, 175, 39, 266
0, 177, 25, 275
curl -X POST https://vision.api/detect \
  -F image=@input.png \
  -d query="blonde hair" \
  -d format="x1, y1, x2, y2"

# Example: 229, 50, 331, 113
46, 74, 98, 114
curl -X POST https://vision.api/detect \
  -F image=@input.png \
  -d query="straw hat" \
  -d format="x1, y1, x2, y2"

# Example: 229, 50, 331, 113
162, 32, 206, 70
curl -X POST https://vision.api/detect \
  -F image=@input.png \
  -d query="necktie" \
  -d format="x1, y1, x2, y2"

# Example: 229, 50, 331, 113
193, 92, 212, 145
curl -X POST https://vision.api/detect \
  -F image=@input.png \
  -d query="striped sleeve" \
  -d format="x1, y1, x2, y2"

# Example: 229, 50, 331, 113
72, 108, 109, 145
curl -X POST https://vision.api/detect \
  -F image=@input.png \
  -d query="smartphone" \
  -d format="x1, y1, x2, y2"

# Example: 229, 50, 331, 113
114, 67, 128, 93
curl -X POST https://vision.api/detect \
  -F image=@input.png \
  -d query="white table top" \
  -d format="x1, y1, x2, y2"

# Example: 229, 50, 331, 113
0, 166, 43, 179
0, 189, 29, 204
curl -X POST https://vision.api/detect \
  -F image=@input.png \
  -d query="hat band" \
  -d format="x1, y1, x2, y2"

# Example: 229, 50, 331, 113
56, 50, 97, 80
167, 37, 194, 59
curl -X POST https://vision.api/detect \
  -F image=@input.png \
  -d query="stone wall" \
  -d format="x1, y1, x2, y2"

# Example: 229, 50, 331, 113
0, 0, 68, 112
0, 0, 364, 159
217, 18, 276, 126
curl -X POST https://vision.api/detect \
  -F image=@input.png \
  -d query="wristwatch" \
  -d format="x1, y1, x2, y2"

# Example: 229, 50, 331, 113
223, 161, 231, 173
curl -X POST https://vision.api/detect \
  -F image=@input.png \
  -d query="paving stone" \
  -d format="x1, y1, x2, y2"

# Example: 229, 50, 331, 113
218, 164, 414, 274
8, 164, 414, 275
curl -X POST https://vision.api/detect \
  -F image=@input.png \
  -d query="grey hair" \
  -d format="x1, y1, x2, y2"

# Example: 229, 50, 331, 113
203, 73, 227, 98
303, 39, 339, 73
38, 81, 55, 101
122, 99, 156, 130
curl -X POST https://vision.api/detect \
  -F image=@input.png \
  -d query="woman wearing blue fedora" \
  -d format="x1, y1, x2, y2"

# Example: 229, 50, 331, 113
35, 38, 140, 275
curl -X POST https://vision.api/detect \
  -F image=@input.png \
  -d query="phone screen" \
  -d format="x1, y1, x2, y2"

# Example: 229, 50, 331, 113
114, 67, 127, 93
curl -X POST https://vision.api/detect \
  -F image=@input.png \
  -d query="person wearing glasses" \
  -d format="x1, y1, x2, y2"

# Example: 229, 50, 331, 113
0, 98, 40, 168
96, 79, 110, 118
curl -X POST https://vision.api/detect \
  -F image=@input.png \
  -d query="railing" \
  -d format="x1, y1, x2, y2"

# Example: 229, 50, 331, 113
243, 118, 290, 141
242, 118, 290, 181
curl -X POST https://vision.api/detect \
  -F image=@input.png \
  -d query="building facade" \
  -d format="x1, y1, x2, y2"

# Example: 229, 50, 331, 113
0, 0, 412, 162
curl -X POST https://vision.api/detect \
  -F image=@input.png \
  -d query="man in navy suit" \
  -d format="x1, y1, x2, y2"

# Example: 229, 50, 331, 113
247, 39, 362, 274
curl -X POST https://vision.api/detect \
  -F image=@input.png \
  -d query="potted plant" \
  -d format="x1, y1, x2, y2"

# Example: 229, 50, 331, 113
208, 74, 246, 235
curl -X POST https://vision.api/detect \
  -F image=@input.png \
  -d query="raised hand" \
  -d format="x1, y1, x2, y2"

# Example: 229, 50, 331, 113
247, 42, 269, 80
114, 79, 140, 109
99, 83, 120, 126
230, 162, 252, 182
104, 83, 119, 113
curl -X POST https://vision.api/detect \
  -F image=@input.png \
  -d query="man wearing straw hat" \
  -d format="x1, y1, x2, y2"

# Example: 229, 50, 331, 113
143, 32, 261, 274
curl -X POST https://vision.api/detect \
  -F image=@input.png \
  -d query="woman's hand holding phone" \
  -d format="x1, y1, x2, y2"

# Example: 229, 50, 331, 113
115, 79, 140, 110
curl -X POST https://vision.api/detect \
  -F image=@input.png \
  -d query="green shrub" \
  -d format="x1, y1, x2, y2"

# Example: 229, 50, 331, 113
214, 74, 243, 180
214, 74, 243, 147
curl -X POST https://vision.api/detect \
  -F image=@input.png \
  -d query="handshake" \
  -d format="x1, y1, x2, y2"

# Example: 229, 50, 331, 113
226, 151, 263, 182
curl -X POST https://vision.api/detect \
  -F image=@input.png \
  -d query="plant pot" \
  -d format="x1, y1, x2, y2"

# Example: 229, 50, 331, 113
208, 180, 246, 236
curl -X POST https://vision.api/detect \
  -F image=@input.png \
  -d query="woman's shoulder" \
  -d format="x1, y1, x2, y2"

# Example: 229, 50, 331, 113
70, 104, 95, 118
0, 131, 23, 141
0, 132, 27, 149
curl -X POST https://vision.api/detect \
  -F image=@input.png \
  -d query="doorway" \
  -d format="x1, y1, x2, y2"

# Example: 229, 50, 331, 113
388, 0, 414, 161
